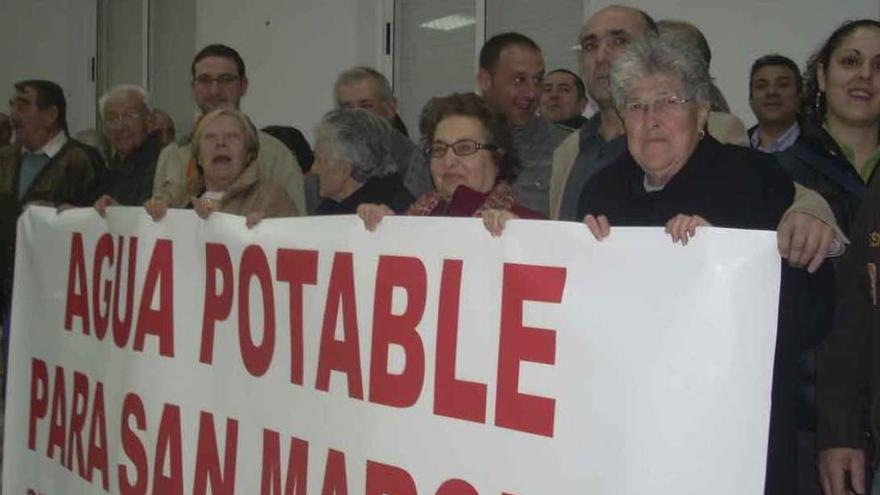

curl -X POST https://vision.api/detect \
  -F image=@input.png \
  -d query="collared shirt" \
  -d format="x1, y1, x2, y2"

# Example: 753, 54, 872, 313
21, 130, 67, 158
558, 114, 628, 221
823, 122, 880, 183
750, 122, 800, 153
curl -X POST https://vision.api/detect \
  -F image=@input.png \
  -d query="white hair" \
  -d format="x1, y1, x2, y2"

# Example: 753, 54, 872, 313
98, 84, 152, 117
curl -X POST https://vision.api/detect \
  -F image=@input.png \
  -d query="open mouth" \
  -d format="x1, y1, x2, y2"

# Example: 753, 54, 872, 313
211, 154, 232, 165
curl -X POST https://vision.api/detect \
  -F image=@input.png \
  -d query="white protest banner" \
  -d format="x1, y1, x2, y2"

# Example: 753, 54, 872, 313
3, 206, 780, 494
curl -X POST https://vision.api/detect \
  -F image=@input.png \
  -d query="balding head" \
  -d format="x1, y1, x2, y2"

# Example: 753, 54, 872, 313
657, 19, 711, 66
579, 5, 658, 109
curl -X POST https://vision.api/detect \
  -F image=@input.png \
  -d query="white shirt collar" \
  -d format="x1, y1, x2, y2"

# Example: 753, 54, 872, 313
21, 130, 67, 158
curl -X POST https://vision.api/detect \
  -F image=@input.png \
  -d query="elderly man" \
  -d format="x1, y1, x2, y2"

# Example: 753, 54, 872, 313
0, 113, 11, 146
152, 44, 305, 213
0, 80, 104, 375
748, 55, 803, 153
334, 67, 416, 188
551, 5, 839, 273
93, 85, 163, 210
539, 69, 589, 130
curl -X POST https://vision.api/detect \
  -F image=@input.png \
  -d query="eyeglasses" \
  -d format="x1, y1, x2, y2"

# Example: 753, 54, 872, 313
194, 74, 241, 87
622, 95, 691, 118
104, 111, 143, 128
426, 139, 498, 159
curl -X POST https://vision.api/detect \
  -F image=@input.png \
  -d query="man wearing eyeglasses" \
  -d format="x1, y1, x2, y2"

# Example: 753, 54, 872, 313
91, 85, 163, 211
151, 44, 305, 214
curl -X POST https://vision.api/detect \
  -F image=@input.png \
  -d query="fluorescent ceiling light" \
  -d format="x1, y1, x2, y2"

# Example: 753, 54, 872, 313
420, 14, 475, 31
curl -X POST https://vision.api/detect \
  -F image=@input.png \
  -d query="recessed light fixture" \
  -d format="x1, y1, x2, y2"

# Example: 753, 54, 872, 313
420, 14, 476, 32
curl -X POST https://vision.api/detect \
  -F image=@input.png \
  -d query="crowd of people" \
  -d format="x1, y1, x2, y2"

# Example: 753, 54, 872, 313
0, 4, 878, 495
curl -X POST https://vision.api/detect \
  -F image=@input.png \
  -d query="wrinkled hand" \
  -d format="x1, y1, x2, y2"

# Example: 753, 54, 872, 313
192, 197, 219, 220
819, 447, 866, 495
93, 195, 118, 218
144, 196, 170, 222
357, 203, 394, 231
582, 214, 611, 241
777, 211, 835, 273
665, 214, 710, 245
245, 211, 265, 229
481, 209, 518, 237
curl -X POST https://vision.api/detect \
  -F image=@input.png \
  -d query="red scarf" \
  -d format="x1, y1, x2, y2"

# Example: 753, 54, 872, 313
405, 182, 517, 217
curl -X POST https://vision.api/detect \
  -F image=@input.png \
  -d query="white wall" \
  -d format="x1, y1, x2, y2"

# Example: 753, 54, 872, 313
587, 0, 880, 128
0, 0, 97, 135
194, 0, 382, 140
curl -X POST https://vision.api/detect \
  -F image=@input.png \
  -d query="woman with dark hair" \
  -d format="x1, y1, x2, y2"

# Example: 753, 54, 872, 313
812, 20, 880, 495
777, 19, 880, 234
358, 93, 541, 235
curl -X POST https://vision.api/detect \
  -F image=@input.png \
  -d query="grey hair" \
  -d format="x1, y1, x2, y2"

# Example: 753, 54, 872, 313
98, 84, 151, 117
315, 108, 397, 183
333, 67, 394, 106
609, 33, 712, 109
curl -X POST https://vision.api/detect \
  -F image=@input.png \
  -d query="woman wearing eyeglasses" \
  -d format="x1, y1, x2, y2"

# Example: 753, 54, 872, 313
358, 92, 541, 234
577, 34, 834, 495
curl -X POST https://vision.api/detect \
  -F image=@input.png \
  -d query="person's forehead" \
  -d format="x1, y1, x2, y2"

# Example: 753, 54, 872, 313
546, 72, 576, 86
496, 44, 545, 72
105, 94, 143, 113
337, 78, 382, 101
752, 65, 795, 82
194, 56, 239, 75
835, 27, 880, 56
583, 7, 647, 39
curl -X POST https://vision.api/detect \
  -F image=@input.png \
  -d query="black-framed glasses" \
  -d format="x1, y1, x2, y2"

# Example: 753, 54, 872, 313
426, 139, 498, 159
193, 74, 240, 87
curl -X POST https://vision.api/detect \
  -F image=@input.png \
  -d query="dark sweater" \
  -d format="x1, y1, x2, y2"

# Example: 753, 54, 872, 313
817, 170, 880, 457
315, 173, 414, 215
98, 131, 163, 206
578, 136, 835, 495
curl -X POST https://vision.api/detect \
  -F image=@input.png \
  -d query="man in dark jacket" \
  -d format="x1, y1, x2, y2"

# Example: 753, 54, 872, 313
0, 80, 104, 385
94, 84, 163, 210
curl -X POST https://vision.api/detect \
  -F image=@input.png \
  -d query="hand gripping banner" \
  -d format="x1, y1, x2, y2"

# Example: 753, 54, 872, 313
3, 206, 780, 494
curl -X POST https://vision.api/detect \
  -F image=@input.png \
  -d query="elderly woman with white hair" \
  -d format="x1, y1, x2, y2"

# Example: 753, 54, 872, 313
576, 34, 834, 495
145, 108, 297, 225
312, 107, 413, 215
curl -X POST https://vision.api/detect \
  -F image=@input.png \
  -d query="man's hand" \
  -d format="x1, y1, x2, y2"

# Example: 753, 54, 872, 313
777, 211, 835, 273
819, 447, 866, 495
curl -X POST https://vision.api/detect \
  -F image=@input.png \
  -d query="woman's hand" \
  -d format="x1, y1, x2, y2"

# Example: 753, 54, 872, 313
481, 209, 518, 237
93, 195, 118, 218
665, 214, 710, 245
245, 211, 265, 229
357, 203, 394, 231
144, 196, 170, 222
583, 214, 611, 241
192, 197, 219, 220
